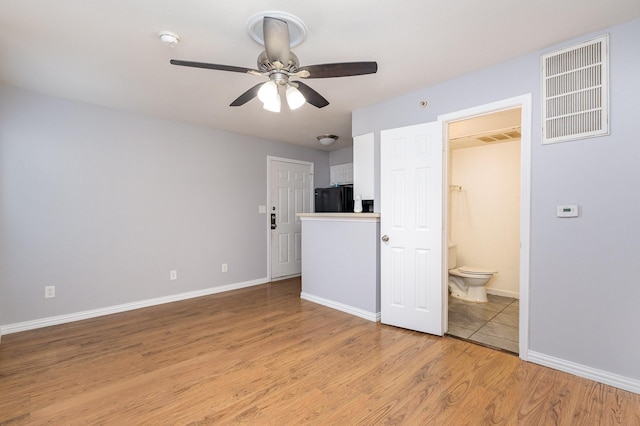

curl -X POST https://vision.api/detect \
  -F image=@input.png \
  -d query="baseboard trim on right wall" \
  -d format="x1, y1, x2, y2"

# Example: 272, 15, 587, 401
528, 350, 640, 394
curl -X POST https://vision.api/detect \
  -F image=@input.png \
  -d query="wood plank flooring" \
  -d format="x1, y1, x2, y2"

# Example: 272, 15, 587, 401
1, 278, 638, 425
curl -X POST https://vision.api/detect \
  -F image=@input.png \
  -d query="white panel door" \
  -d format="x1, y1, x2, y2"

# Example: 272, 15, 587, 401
270, 159, 313, 279
380, 121, 444, 335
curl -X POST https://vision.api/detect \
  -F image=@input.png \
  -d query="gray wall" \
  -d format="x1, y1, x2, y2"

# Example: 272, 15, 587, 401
0, 85, 329, 325
301, 219, 379, 315
353, 20, 640, 381
328, 146, 353, 166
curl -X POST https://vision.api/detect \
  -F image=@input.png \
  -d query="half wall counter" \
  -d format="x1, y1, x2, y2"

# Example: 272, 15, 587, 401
297, 213, 380, 321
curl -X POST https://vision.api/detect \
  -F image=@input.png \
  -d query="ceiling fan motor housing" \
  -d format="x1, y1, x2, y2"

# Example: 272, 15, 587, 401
258, 50, 299, 73
271, 72, 289, 86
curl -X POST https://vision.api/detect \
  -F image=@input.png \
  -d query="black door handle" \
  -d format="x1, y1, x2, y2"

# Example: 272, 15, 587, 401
271, 213, 277, 230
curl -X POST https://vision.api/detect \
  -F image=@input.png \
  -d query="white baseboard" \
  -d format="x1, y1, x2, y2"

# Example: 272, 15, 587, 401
486, 288, 520, 299
528, 350, 640, 395
1, 277, 268, 336
300, 292, 380, 322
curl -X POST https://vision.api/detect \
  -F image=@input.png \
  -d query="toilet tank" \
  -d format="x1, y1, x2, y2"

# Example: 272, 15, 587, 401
448, 244, 457, 269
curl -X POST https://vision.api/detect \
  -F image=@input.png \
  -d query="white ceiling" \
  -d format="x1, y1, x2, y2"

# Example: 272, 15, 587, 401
2, 1, 639, 151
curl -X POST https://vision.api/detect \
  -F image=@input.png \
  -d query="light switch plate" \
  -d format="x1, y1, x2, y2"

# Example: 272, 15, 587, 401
258, 205, 267, 214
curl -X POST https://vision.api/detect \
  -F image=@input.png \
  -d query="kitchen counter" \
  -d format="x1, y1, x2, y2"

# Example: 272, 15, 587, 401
297, 212, 380, 219
298, 213, 380, 321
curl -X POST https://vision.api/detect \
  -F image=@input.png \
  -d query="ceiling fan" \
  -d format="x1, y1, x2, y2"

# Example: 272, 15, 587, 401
170, 16, 378, 112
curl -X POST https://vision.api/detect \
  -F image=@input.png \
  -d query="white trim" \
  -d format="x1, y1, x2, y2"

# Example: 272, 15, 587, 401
486, 288, 520, 299
438, 93, 532, 361
266, 156, 314, 282
528, 351, 640, 395
1, 277, 267, 336
300, 292, 380, 322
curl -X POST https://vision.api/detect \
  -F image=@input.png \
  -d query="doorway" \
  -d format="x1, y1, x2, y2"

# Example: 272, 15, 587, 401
267, 157, 314, 281
446, 108, 522, 353
439, 94, 531, 359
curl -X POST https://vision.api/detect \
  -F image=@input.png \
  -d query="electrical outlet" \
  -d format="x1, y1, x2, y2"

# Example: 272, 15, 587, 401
169, 270, 177, 280
45, 285, 55, 299
221, 263, 228, 273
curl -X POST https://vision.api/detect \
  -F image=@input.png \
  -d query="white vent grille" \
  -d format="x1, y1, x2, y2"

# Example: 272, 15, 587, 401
541, 35, 609, 144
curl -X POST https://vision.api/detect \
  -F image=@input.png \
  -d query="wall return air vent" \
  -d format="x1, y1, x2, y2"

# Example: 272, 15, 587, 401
541, 34, 609, 144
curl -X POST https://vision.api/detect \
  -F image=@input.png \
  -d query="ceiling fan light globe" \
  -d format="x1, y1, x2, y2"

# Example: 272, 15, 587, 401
257, 81, 278, 104
263, 94, 281, 113
286, 85, 306, 110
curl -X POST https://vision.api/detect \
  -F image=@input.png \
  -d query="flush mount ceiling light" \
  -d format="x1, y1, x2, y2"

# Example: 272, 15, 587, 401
317, 134, 338, 146
159, 31, 180, 47
246, 11, 307, 48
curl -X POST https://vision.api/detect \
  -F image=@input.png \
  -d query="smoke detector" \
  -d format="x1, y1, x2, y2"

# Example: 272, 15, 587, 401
159, 31, 180, 47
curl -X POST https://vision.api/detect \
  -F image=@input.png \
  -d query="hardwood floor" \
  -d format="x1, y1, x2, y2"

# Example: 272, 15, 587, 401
1, 278, 638, 425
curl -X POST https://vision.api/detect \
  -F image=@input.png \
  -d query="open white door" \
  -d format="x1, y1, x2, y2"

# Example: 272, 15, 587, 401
269, 158, 313, 280
380, 121, 445, 335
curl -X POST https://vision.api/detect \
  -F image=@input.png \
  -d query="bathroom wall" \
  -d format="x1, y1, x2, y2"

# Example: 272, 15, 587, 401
450, 140, 521, 298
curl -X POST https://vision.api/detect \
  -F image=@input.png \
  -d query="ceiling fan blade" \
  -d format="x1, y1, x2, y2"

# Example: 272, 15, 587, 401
295, 81, 329, 108
170, 59, 259, 75
263, 17, 290, 66
298, 62, 378, 78
229, 83, 264, 107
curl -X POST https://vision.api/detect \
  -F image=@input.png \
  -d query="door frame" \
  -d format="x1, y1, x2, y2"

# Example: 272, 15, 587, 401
438, 93, 532, 360
266, 156, 314, 281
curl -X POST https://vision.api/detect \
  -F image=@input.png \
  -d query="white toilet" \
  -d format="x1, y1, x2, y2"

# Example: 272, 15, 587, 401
448, 244, 496, 303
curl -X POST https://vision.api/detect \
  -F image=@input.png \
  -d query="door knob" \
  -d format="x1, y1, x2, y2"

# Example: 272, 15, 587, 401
381, 235, 389, 242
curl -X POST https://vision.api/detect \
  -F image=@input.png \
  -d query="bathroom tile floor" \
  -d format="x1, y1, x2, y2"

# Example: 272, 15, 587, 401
447, 294, 519, 354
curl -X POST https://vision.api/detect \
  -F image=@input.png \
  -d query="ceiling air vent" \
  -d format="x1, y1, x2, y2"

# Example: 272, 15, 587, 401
450, 126, 521, 149
541, 34, 609, 144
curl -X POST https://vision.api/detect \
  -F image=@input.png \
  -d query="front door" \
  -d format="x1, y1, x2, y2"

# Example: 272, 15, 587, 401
380, 121, 445, 335
269, 158, 313, 280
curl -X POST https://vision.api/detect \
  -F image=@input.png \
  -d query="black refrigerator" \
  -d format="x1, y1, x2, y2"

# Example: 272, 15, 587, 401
314, 186, 354, 212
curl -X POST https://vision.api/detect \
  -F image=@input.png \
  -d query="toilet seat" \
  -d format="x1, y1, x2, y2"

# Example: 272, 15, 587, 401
458, 265, 497, 275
